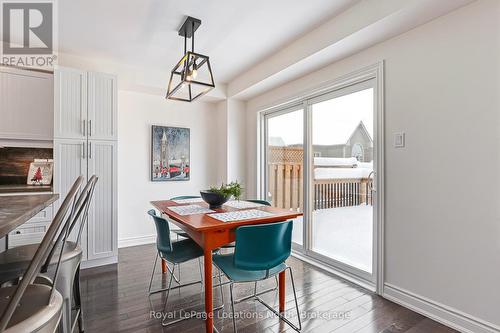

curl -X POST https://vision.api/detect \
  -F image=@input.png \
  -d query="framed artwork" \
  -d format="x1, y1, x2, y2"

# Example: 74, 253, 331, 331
151, 125, 190, 181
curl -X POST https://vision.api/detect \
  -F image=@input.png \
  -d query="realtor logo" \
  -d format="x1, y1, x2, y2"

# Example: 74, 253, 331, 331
2, 2, 53, 54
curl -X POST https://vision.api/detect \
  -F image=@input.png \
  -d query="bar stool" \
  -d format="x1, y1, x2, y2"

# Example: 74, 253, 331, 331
0, 176, 98, 333
0, 176, 83, 332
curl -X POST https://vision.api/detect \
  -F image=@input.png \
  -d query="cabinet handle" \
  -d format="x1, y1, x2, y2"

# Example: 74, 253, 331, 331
82, 142, 86, 159
82, 120, 86, 136
89, 142, 92, 159
89, 120, 92, 136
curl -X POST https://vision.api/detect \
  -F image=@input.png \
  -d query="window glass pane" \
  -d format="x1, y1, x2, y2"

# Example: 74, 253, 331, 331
311, 88, 374, 273
266, 109, 303, 246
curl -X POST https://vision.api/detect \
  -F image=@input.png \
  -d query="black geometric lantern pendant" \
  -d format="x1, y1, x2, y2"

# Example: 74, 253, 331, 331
166, 16, 215, 102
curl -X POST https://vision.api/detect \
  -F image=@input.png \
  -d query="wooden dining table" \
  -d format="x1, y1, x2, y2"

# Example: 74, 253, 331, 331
150, 199, 302, 333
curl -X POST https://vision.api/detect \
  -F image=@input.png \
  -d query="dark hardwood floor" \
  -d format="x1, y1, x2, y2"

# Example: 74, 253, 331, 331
80, 244, 457, 333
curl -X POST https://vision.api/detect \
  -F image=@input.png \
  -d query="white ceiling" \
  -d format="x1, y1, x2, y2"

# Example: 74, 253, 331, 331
58, 0, 357, 84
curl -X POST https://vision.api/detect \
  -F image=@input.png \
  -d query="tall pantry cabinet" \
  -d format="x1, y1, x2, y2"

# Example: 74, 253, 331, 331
53, 67, 118, 267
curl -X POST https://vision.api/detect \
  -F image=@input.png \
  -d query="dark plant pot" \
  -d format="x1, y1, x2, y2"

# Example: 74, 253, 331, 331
200, 190, 231, 209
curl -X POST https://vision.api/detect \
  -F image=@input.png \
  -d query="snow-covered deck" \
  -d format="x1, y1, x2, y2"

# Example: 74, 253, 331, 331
291, 204, 373, 273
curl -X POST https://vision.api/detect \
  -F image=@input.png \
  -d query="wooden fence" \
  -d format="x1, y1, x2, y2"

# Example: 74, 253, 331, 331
268, 163, 373, 211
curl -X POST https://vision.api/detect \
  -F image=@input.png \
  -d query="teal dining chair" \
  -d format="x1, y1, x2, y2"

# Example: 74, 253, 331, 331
222, 199, 271, 251
230, 199, 279, 303
147, 209, 224, 327
169, 195, 201, 240
213, 220, 301, 332
162, 196, 203, 284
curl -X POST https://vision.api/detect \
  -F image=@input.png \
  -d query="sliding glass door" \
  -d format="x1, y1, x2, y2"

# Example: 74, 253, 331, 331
309, 82, 375, 279
264, 106, 304, 248
262, 78, 378, 284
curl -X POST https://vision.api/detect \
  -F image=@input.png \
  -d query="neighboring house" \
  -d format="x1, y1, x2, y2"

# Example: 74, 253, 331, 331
270, 121, 373, 162
314, 121, 373, 162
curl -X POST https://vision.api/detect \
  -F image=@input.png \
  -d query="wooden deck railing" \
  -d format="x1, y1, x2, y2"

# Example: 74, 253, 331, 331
314, 178, 372, 210
268, 163, 373, 211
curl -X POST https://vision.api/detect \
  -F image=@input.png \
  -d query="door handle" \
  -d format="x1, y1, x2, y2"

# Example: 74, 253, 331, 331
81, 142, 86, 159
371, 171, 377, 192
88, 120, 92, 137
89, 142, 92, 159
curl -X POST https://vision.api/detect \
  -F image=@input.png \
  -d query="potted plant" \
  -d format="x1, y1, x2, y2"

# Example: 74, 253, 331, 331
200, 181, 242, 209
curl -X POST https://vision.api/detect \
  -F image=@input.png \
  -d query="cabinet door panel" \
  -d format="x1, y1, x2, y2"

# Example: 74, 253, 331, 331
53, 139, 88, 259
0, 67, 53, 140
87, 140, 117, 260
87, 72, 117, 140
54, 67, 87, 139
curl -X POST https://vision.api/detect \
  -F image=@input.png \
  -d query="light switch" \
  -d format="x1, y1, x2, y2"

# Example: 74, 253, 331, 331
394, 132, 405, 148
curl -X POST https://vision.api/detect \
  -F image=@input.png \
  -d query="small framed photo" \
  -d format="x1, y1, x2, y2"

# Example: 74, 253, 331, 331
27, 160, 53, 185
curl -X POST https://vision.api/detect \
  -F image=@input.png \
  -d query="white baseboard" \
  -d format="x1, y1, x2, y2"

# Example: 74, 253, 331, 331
118, 234, 156, 248
81, 256, 118, 269
291, 251, 376, 293
383, 283, 500, 333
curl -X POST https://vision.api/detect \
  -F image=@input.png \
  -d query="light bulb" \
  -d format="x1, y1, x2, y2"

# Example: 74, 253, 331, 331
191, 69, 198, 79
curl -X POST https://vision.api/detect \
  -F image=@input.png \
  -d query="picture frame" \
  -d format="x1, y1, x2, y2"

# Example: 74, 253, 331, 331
151, 125, 190, 181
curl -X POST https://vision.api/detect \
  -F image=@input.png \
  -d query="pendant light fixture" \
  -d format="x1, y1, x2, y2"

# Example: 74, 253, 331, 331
166, 16, 215, 102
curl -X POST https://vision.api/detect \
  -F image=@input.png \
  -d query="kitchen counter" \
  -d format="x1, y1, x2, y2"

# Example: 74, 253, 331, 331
0, 184, 53, 194
0, 193, 58, 238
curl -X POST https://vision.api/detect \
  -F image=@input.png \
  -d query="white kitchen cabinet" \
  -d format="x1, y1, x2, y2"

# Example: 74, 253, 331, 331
87, 72, 117, 140
53, 139, 88, 187
54, 67, 87, 140
54, 67, 117, 267
0, 66, 53, 141
86, 140, 117, 260
52, 138, 88, 259
8, 205, 53, 248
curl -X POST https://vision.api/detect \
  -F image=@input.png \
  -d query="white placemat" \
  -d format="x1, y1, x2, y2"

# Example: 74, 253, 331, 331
209, 209, 274, 222
223, 200, 264, 209
172, 198, 203, 204
167, 205, 214, 216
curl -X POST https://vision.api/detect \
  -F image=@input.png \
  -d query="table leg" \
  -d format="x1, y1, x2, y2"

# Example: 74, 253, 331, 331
279, 271, 286, 313
161, 259, 167, 274
204, 250, 213, 333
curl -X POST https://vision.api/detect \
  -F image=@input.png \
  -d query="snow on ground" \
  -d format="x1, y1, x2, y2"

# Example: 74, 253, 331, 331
314, 167, 372, 179
291, 204, 373, 273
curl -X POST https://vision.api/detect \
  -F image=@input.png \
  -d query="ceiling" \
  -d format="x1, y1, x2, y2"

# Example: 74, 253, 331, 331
58, 0, 357, 84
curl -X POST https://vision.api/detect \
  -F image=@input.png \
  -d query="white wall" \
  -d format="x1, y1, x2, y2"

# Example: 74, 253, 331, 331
117, 91, 219, 246
226, 99, 247, 184
245, 0, 500, 330
213, 99, 247, 189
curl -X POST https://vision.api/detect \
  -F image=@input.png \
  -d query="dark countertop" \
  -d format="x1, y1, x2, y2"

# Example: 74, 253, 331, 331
0, 185, 53, 194
0, 193, 59, 238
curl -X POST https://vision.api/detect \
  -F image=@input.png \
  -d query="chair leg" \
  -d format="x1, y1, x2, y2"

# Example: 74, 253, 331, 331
198, 258, 204, 286
166, 262, 181, 284
254, 268, 302, 332
161, 264, 176, 326
288, 267, 302, 331
74, 265, 84, 333
229, 282, 237, 333
150, 258, 199, 295
217, 267, 224, 306
148, 252, 159, 294
234, 276, 278, 304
